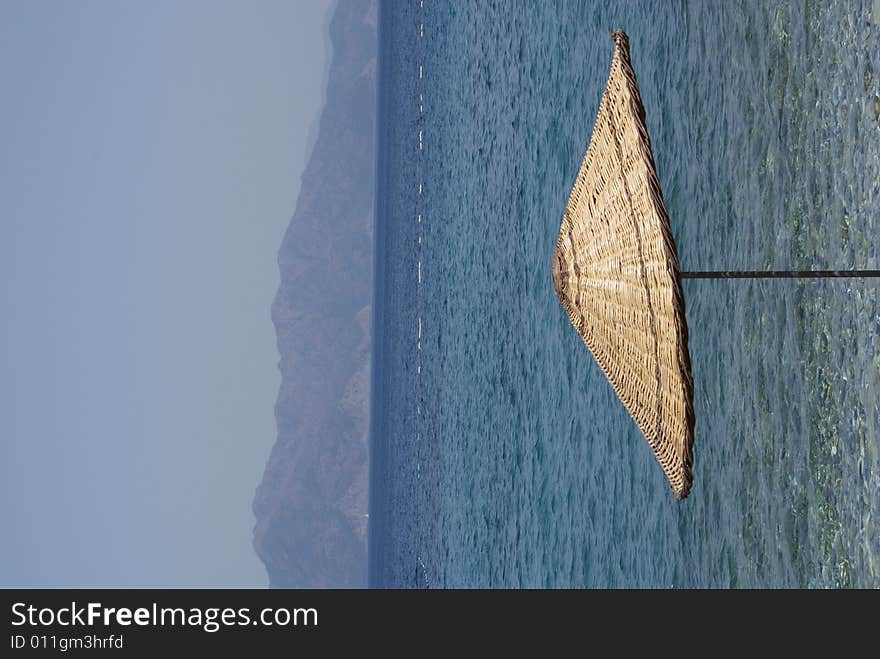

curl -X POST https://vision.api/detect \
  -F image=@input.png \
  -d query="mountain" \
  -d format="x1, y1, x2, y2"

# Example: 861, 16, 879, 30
252, 0, 377, 588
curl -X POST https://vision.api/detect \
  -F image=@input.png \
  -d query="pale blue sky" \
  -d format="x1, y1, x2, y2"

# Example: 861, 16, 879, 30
0, 0, 334, 587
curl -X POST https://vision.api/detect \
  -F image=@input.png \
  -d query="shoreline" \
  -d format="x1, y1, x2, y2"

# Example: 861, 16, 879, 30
366, 0, 391, 589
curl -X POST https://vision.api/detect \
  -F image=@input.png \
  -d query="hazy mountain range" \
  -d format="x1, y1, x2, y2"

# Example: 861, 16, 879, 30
252, 0, 377, 588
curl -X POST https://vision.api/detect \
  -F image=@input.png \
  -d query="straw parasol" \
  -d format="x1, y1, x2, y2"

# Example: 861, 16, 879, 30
554, 30, 879, 500
553, 30, 695, 499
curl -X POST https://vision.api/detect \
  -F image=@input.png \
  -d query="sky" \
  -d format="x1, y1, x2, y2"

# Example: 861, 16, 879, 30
0, 0, 334, 587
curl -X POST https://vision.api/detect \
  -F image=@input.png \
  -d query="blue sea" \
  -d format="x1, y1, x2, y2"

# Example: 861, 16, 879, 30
369, 0, 880, 587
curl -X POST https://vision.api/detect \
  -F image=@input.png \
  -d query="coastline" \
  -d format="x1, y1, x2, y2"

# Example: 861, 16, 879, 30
367, 0, 390, 589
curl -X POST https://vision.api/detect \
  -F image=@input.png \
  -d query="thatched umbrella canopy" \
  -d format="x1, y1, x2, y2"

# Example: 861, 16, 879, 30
553, 31, 695, 499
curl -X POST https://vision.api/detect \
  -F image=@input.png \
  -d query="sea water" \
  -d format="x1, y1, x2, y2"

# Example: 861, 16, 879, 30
369, 0, 880, 588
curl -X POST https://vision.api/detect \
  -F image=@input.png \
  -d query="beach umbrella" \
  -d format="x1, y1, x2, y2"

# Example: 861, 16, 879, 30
553, 30, 879, 500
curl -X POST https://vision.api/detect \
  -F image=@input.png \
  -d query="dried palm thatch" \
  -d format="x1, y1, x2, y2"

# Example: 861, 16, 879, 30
553, 30, 695, 499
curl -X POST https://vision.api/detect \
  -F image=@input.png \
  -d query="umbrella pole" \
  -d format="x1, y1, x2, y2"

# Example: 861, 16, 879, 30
682, 270, 880, 279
